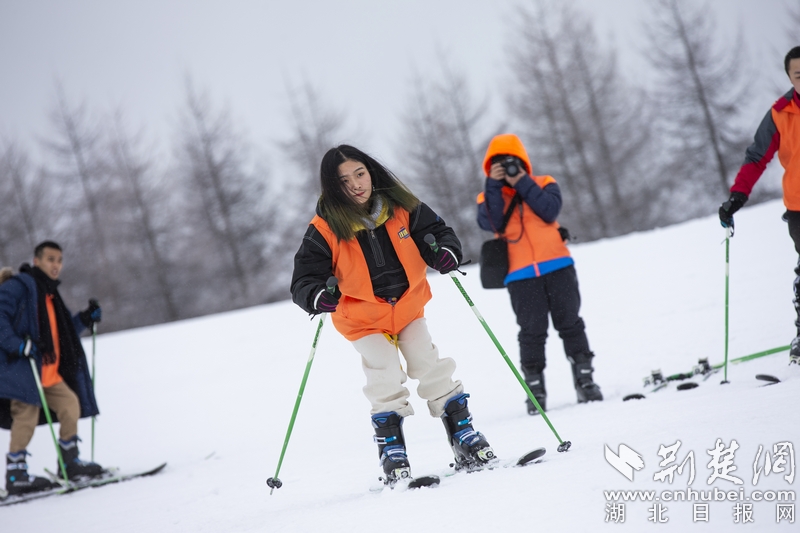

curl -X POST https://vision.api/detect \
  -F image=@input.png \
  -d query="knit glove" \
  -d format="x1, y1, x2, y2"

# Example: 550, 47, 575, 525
432, 246, 459, 274
314, 289, 339, 314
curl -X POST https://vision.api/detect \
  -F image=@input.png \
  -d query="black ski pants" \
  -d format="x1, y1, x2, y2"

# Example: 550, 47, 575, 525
506, 265, 591, 374
784, 210, 800, 333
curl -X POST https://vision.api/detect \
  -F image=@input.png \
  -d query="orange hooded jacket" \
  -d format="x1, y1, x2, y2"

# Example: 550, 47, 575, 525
309, 208, 431, 341
477, 134, 572, 283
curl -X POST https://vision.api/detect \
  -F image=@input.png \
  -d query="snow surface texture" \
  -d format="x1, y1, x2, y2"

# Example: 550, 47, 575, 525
2, 200, 798, 531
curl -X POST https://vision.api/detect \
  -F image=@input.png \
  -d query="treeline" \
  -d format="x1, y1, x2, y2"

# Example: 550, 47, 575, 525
0, 0, 790, 332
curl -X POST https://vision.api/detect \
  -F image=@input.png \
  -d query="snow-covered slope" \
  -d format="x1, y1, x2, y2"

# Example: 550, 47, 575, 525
3, 200, 798, 531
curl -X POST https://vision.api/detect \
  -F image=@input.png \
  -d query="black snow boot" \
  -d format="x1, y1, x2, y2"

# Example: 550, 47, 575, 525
522, 368, 547, 415
790, 335, 800, 365
57, 436, 104, 480
6, 451, 59, 496
569, 352, 603, 403
441, 393, 497, 471
371, 412, 411, 485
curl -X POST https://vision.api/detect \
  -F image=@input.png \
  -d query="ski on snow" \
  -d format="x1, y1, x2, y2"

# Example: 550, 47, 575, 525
623, 345, 792, 401
756, 360, 799, 385
756, 374, 782, 385
370, 447, 546, 493
0, 462, 167, 507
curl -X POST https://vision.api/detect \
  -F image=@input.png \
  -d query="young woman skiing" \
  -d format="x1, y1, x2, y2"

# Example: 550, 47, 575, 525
290, 144, 495, 485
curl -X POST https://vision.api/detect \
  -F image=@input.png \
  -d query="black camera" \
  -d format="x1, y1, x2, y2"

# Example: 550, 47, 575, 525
492, 155, 524, 178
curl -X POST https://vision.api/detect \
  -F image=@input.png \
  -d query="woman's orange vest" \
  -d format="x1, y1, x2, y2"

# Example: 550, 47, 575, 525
309, 208, 431, 341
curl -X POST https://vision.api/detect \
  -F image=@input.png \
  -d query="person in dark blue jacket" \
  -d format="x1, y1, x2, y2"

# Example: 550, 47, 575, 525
0, 241, 104, 496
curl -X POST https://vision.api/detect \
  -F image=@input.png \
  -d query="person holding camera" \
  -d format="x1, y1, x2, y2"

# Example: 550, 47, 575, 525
0, 241, 104, 496
476, 133, 602, 415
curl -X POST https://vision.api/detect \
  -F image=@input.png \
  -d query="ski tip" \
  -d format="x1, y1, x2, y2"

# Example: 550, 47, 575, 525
623, 393, 646, 401
408, 475, 440, 489
676, 382, 699, 391
516, 447, 547, 466
755, 374, 781, 384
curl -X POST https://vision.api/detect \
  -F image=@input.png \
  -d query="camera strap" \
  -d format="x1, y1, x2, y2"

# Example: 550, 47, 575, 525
498, 194, 522, 234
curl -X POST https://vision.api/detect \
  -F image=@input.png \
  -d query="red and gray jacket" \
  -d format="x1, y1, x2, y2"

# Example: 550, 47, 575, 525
731, 89, 800, 210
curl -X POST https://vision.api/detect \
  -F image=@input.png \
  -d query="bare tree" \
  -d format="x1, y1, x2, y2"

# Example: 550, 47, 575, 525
0, 141, 42, 265
789, 2, 800, 45
174, 82, 272, 308
278, 80, 347, 221
508, 1, 662, 240
398, 56, 493, 261
106, 112, 180, 323
40, 87, 126, 317
645, 0, 752, 204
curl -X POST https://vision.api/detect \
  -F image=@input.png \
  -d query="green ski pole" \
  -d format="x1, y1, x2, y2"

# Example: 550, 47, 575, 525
722, 226, 732, 384
267, 276, 338, 494
424, 235, 571, 452
91, 321, 97, 462
23, 337, 70, 484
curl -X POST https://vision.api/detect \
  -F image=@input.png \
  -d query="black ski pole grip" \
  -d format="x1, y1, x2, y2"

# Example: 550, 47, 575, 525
326, 276, 338, 293
424, 234, 439, 253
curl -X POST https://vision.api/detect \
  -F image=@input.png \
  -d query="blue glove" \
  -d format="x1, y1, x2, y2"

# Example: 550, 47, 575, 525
79, 299, 102, 327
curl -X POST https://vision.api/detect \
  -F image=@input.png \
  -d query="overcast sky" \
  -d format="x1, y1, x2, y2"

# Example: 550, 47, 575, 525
0, 0, 793, 170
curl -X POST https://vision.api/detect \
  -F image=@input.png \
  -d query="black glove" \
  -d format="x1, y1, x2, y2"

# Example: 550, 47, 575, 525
719, 192, 748, 230
315, 289, 339, 314
432, 246, 458, 274
79, 299, 102, 327
17, 337, 39, 359
558, 226, 571, 242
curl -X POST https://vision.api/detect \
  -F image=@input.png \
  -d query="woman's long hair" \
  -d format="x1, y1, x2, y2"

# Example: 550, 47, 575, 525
318, 145, 419, 240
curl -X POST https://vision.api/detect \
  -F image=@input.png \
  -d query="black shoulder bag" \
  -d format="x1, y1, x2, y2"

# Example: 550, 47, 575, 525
479, 194, 522, 289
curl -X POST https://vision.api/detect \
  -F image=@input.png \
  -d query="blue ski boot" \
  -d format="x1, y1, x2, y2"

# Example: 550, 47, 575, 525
6, 451, 58, 495
371, 412, 411, 485
441, 393, 496, 471
57, 436, 104, 480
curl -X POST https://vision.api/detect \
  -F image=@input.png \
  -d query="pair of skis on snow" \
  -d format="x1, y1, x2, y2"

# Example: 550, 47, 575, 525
370, 447, 546, 492
0, 462, 167, 507
623, 345, 792, 401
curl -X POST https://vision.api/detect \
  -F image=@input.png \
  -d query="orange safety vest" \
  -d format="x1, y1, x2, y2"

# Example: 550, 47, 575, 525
309, 209, 431, 341
773, 96, 800, 210
477, 182, 571, 277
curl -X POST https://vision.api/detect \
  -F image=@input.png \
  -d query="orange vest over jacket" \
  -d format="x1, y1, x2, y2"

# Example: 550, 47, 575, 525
478, 180, 571, 278
478, 133, 572, 283
310, 209, 431, 341
773, 96, 800, 210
